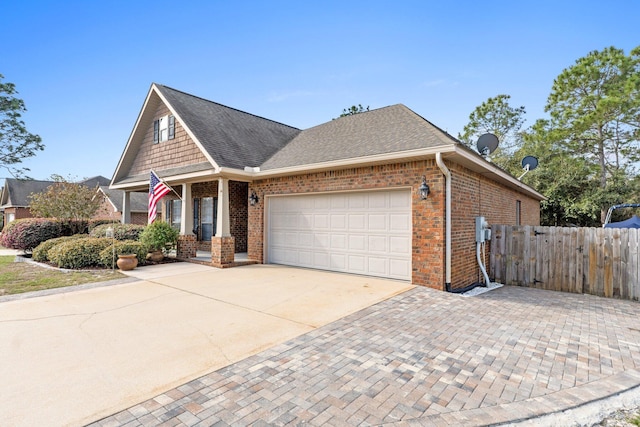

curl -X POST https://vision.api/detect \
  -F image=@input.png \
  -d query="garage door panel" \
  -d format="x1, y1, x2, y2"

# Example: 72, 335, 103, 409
368, 257, 388, 275
368, 192, 386, 209
348, 214, 366, 230
390, 214, 411, 231
331, 234, 346, 249
390, 259, 411, 278
348, 235, 366, 251
348, 255, 366, 273
268, 190, 411, 281
368, 235, 387, 252
330, 214, 347, 230
390, 236, 411, 254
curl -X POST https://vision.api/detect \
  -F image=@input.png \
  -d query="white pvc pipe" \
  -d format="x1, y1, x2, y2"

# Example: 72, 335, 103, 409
435, 153, 451, 289
477, 242, 491, 285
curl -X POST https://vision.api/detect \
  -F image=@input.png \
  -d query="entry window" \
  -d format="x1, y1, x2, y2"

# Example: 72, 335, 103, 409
516, 200, 522, 226
200, 197, 216, 241
164, 199, 182, 230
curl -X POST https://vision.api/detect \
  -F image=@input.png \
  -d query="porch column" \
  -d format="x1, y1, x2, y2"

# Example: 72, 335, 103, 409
216, 178, 231, 237
177, 183, 196, 259
211, 177, 235, 267
121, 191, 131, 224
180, 183, 193, 235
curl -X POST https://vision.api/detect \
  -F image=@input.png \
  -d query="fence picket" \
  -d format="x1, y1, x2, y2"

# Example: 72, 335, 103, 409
489, 225, 639, 301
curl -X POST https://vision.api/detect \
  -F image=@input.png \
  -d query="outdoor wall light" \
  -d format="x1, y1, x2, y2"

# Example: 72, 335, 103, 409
249, 190, 259, 206
419, 176, 430, 200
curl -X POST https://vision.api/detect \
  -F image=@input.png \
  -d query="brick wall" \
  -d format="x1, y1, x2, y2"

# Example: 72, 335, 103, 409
248, 160, 446, 290
129, 102, 209, 176
449, 162, 540, 288
248, 159, 540, 290
229, 181, 248, 252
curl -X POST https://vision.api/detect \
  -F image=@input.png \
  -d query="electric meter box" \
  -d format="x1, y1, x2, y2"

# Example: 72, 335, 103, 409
475, 216, 489, 243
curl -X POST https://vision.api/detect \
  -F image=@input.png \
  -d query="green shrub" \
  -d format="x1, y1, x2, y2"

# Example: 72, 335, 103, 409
98, 240, 147, 268
90, 223, 146, 241
0, 218, 63, 251
0, 218, 92, 252
48, 237, 112, 269
32, 235, 88, 262
139, 221, 179, 252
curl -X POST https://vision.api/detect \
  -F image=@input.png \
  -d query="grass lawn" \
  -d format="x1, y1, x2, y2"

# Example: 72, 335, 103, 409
0, 255, 126, 296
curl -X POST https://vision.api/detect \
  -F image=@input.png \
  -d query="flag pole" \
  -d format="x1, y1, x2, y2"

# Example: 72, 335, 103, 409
151, 169, 182, 200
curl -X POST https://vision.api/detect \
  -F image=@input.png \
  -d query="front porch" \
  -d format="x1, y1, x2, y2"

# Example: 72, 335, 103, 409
179, 250, 258, 268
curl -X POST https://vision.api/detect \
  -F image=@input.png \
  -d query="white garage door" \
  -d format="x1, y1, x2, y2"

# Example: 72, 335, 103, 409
267, 190, 412, 280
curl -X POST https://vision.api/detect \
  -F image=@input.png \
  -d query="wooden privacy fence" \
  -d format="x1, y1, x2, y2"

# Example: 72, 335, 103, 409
490, 225, 640, 301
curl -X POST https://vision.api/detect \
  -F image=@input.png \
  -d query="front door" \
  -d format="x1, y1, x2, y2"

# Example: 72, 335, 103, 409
193, 197, 217, 241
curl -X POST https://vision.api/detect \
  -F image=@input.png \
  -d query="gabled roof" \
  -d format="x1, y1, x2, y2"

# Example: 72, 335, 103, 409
0, 179, 54, 208
261, 104, 457, 170
81, 176, 111, 188
98, 186, 148, 213
155, 85, 301, 169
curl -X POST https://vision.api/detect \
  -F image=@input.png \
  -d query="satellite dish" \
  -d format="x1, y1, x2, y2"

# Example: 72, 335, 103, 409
518, 155, 539, 180
521, 156, 539, 171
476, 133, 499, 156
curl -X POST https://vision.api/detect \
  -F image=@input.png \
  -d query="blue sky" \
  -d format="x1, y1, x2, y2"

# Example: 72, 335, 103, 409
2, 0, 638, 181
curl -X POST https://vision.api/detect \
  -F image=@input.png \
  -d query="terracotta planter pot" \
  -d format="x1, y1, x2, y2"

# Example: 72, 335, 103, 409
146, 250, 164, 262
116, 254, 138, 271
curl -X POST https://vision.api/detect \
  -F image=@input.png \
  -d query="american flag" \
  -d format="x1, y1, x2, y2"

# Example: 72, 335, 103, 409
148, 170, 172, 224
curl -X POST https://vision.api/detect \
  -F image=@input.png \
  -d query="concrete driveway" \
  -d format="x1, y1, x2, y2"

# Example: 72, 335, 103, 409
0, 263, 413, 427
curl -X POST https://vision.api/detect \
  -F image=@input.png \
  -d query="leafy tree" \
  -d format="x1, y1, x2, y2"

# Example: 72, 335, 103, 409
518, 120, 600, 226
545, 46, 640, 223
339, 104, 370, 117
0, 74, 44, 178
29, 175, 102, 229
458, 94, 526, 174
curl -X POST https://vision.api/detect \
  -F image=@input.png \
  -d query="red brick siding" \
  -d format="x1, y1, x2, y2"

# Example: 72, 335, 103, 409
129, 103, 209, 176
449, 162, 540, 288
248, 161, 446, 290
248, 160, 540, 290
229, 181, 248, 252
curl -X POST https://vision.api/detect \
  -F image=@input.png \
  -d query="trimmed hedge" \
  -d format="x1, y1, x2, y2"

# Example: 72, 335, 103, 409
0, 218, 62, 251
48, 237, 112, 269
32, 235, 88, 262
99, 240, 147, 268
0, 218, 93, 251
90, 223, 146, 241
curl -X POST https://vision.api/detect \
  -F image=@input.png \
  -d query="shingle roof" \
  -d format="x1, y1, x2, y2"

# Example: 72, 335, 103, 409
1, 179, 54, 207
80, 176, 111, 188
155, 85, 301, 169
99, 187, 148, 212
260, 104, 459, 170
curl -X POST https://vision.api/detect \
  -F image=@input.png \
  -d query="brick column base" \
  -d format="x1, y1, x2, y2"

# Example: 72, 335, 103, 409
177, 235, 197, 259
211, 236, 235, 267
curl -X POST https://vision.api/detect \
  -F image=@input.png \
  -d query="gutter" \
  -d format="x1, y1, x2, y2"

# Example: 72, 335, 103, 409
435, 152, 452, 291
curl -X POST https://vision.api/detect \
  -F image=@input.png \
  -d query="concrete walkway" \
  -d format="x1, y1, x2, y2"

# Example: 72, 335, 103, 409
89, 282, 640, 426
0, 263, 412, 427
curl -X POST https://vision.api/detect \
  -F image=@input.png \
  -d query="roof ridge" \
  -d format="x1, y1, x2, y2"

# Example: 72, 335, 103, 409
396, 104, 461, 145
154, 83, 301, 131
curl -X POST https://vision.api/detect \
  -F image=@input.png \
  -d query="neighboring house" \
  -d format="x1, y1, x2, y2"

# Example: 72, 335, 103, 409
0, 179, 54, 226
110, 83, 544, 290
0, 176, 111, 227
94, 186, 148, 225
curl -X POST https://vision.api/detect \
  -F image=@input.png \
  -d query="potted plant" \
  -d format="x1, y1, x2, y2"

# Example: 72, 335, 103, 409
139, 221, 179, 262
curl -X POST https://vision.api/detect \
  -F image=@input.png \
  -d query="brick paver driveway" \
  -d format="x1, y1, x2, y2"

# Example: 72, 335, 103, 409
91, 285, 640, 426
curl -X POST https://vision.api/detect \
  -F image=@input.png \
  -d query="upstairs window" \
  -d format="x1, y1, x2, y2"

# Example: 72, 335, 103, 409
153, 115, 175, 144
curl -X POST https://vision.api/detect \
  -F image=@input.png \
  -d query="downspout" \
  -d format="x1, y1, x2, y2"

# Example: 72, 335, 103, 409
435, 152, 452, 292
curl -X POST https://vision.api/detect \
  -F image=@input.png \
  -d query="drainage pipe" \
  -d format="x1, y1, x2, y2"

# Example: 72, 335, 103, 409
435, 152, 452, 292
